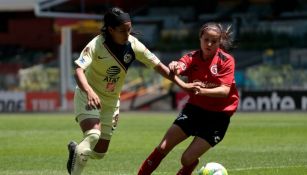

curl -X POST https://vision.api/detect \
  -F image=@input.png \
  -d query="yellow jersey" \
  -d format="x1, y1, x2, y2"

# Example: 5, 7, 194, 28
74, 34, 160, 105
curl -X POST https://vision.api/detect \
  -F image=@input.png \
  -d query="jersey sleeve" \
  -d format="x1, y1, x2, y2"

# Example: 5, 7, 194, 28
177, 54, 192, 76
131, 36, 160, 68
74, 40, 96, 69
217, 57, 235, 86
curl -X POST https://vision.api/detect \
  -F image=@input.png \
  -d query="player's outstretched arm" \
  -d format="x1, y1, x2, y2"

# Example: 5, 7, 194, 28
193, 84, 231, 98
154, 62, 194, 92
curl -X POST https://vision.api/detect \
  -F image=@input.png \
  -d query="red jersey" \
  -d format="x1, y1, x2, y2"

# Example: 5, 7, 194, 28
177, 48, 239, 115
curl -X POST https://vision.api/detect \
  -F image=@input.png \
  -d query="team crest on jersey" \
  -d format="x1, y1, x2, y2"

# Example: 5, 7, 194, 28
210, 64, 218, 75
123, 53, 132, 63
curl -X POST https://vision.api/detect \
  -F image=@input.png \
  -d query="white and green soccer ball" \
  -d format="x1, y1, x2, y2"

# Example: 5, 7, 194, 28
197, 162, 228, 175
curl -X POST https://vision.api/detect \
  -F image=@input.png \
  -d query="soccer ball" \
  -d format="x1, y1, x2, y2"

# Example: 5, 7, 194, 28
197, 162, 228, 175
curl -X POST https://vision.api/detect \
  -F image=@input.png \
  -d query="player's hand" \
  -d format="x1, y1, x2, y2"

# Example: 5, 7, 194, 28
86, 90, 101, 110
181, 82, 197, 93
168, 61, 180, 75
193, 86, 202, 95
190, 81, 203, 95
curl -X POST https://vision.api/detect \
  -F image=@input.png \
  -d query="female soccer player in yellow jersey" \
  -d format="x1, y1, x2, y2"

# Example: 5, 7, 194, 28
66, 7, 193, 175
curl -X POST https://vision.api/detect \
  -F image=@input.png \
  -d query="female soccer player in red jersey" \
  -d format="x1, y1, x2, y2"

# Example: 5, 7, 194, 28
138, 22, 239, 175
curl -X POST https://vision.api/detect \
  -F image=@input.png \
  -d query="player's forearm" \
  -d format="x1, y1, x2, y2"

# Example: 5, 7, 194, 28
74, 67, 94, 94
197, 85, 230, 98
154, 62, 189, 90
154, 62, 170, 79
171, 75, 187, 89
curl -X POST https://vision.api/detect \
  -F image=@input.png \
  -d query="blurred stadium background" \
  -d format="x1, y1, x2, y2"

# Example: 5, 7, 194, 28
0, 0, 307, 112
1, 1, 307, 175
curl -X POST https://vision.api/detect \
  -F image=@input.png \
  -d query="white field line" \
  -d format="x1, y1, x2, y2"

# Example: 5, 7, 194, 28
231, 165, 307, 171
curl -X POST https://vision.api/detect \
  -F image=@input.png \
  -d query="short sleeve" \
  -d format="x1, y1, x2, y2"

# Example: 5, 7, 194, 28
217, 58, 235, 86
178, 54, 192, 76
74, 43, 95, 69
131, 36, 160, 68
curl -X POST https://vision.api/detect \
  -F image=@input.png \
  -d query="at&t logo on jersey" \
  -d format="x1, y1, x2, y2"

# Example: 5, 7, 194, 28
103, 66, 121, 92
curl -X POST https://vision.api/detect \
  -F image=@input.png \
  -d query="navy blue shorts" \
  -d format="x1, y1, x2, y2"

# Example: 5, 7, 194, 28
173, 103, 230, 147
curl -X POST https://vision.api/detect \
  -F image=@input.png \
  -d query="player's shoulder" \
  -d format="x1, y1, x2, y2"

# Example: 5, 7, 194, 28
177, 50, 199, 68
183, 50, 200, 59
86, 35, 102, 48
128, 35, 140, 44
217, 48, 234, 62
128, 35, 148, 52
89, 34, 102, 43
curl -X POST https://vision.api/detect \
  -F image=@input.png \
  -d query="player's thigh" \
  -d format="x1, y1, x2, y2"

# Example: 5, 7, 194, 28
158, 124, 188, 154
181, 137, 211, 165
74, 87, 100, 117
74, 87, 101, 131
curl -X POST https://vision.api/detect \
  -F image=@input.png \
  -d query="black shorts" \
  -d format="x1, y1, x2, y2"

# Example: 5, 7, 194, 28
173, 103, 230, 147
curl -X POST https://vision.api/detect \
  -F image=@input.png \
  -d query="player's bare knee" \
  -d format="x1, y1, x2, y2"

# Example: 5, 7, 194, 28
157, 142, 173, 155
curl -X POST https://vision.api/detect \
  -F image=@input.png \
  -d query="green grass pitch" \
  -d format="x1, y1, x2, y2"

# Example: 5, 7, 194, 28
0, 112, 306, 175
